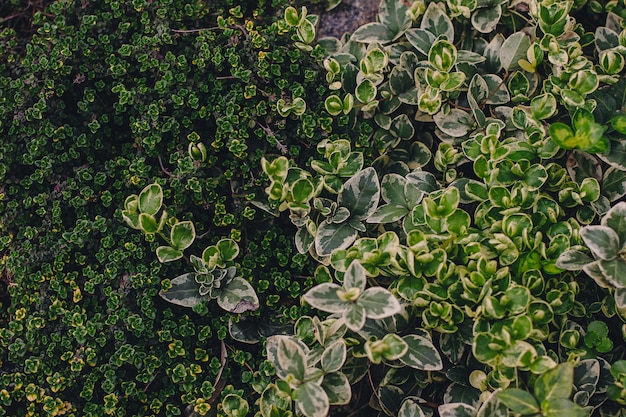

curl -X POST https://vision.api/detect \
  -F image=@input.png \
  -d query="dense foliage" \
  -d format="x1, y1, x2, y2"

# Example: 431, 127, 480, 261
2, 0, 626, 416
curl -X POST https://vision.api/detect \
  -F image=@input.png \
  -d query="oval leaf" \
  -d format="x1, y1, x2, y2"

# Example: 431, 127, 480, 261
400, 334, 443, 370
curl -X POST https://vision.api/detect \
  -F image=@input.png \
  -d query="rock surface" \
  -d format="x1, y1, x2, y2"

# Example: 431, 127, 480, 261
317, 0, 380, 38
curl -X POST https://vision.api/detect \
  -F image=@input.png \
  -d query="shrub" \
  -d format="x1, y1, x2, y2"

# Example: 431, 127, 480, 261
255, 1, 626, 416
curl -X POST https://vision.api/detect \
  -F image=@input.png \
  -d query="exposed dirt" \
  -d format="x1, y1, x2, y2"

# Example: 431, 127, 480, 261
317, 0, 380, 38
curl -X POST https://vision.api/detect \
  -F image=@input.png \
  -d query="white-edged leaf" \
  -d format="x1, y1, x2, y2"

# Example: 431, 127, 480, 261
599, 259, 626, 287
477, 389, 507, 417
405, 28, 436, 56
471, 5, 501, 33
434, 109, 474, 137
216, 277, 259, 313
321, 340, 347, 373
358, 287, 401, 319
297, 381, 329, 417
303, 282, 348, 313
601, 201, 626, 244
339, 167, 380, 220
400, 334, 443, 370
556, 250, 593, 270
421, 2, 454, 41
367, 204, 409, 223
438, 402, 476, 417
351, 22, 395, 44
138, 183, 163, 215
277, 337, 307, 381
343, 303, 367, 331
581, 225, 620, 260
399, 397, 427, 417
603, 168, 626, 202
500, 31, 531, 71
295, 226, 315, 254
159, 273, 203, 307
156, 245, 184, 263
170, 220, 195, 251
321, 372, 351, 405
344, 260, 367, 291
266, 336, 310, 380
315, 221, 358, 256
379, 0, 411, 40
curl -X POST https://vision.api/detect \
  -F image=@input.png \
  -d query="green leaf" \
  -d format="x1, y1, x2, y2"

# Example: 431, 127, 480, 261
534, 362, 574, 403
500, 31, 531, 71
217, 276, 259, 313
277, 337, 307, 381
138, 183, 163, 216
498, 389, 540, 414
581, 225, 620, 260
531, 93, 558, 120
297, 381, 329, 417
543, 399, 588, 417
321, 372, 351, 405
295, 226, 314, 254
358, 287, 401, 319
156, 246, 184, 263
303, 283, 347, 313
400, 334, 443, 370
381, 333, 409, 360
355, 79, 377, 104
170, 221, 195, 251
429, 39, 457, 73
297, 19, 316, 45
284, 6, 301, 26
321, 340, 347, 373
339, 167, 380, 220
222, 394, 249, 417
217, 238, 240, 262
159, 273, 203, 308
261, 156, 289, 182
138, 213, 159, 233
324, 95, 343, 116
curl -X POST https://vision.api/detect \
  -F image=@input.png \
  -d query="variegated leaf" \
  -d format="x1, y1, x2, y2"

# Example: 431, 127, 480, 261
276, 337, 307, 382
303, 282, 347, 313
321, 372, 351, 405
344, 260, 367, 292
315, 221, 358, 256
216, 277, 259, 313
321, 340, 347, 373
358, 287, 401, 319
159, 273, 203, 307
338, 167, 380, 221
297, 381, 329, 417
400, 334, 443, 370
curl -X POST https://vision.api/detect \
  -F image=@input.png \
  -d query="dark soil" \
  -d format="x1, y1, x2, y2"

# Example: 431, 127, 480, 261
317, 0, 380, 38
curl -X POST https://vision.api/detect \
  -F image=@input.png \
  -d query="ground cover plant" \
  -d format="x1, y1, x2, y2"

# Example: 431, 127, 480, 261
2, 0, 626, 416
